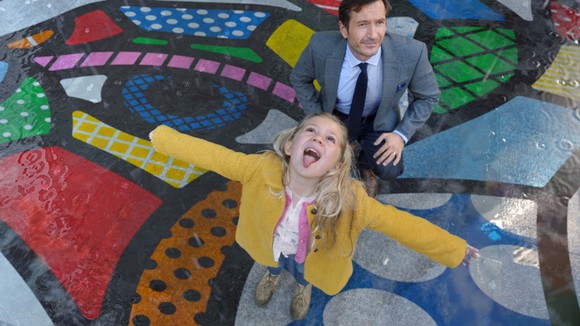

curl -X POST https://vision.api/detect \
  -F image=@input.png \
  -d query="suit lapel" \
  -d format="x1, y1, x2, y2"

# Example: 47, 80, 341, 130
324, 39, 347, 112
380, 35, 400, 107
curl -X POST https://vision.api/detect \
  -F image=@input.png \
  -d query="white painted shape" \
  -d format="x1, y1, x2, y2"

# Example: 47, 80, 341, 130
236, 109, 297, 144
497, 0, 533, 21
0, 253, 53, 325
60, 75, 107, 103
470, 245, 548, 319
568, 189, 580, 305
376, 193, 452, 210
471, 195, 538, 239
0, 0, 105, 36
324, 288, 437, 326
354, 228, 447, 282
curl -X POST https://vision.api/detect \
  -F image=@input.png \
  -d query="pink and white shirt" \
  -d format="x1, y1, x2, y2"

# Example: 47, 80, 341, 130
272, 187, 316, 264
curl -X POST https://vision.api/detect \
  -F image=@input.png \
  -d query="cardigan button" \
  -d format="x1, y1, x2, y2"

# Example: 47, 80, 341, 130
311, 208, 317, 214
314, 249, 318, 252
315, 235, 321, 239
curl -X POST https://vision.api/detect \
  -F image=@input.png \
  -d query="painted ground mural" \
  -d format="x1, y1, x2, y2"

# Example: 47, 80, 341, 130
0, 0, 579, 325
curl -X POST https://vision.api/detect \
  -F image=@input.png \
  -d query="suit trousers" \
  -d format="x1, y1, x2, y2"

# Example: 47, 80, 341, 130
333, 110, 405, 181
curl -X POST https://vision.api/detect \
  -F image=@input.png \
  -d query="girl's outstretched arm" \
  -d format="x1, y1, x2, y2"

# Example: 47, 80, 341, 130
149, 125, 261, 184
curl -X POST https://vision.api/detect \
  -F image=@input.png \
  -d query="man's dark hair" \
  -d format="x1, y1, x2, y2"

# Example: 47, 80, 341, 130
338, 0, 391, 29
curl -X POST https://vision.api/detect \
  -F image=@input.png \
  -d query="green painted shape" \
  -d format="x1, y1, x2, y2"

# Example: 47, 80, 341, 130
436, 37, 485, 57
464, 79, 500, 97
435, 87, 476, 113
435, 60, 484, 83
466, 29, 515, 49
133, 37, 168, 45
431, 26, 519, 115
0, 77, 51, 144
435, 74, 453, 88
466, 53, 516, 76
190, 44, 262, 63
431, 48, 455, 63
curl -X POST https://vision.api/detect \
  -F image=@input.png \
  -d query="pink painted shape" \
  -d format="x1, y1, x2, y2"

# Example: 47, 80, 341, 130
34, 56, 54, 67
167, 55, 194, 69
140, 53, 169, 66
111, 52, 141, 65
194, 59, 220, 74
272, 82, 296, 103
49, 53, 85, 71
221, 64, 246, 81
247, 72, 272, 91
0, 147, 161, 319
80, 52, 113, 67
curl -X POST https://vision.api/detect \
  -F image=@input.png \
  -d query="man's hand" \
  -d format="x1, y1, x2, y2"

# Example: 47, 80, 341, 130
373, 132, 404, 166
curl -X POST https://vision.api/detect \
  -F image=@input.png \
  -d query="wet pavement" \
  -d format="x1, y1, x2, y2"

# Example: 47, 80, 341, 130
0, 0, 578, 325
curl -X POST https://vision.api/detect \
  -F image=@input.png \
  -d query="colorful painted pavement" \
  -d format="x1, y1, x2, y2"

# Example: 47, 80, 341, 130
0, 0, 578, 325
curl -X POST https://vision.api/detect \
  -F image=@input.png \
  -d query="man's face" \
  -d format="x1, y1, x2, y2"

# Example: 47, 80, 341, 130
339, 0, 387, 62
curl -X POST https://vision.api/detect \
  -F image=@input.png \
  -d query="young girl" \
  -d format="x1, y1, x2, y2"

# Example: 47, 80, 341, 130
149, 113, 478, 321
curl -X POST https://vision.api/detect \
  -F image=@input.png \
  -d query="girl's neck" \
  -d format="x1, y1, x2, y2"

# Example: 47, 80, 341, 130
287, 171, 318, 201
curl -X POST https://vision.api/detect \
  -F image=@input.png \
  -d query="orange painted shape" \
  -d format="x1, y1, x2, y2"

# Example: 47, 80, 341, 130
8, 30, 54, 49
130, 181, 241, 325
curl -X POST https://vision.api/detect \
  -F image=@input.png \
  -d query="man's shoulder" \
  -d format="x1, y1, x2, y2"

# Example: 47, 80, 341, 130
311, 30, 344, 45
384, 33, 425, 49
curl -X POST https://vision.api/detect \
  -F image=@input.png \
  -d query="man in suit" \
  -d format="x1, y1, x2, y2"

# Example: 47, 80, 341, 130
290, 0, 439, 197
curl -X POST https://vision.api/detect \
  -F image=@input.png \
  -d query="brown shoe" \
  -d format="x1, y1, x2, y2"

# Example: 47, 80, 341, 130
290, 283, 312, 320
361, 167, 378, 198
254, 271, 281, 307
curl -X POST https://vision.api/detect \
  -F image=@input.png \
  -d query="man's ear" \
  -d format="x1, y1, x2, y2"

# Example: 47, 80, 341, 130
284, 141, 293, 156
339, 21, 348, 39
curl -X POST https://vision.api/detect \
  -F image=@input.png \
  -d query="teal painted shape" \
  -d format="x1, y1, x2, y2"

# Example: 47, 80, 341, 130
402, 96, 580, 187
0, 62, 7, 83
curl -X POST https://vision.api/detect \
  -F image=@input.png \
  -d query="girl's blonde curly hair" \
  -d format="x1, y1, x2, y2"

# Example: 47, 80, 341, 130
271, 112, 359, 249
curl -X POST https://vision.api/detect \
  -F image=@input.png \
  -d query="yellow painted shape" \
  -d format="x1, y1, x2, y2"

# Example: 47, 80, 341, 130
72, 111, 206, 188
532, 45, 580, 101
266, 19, 314, 68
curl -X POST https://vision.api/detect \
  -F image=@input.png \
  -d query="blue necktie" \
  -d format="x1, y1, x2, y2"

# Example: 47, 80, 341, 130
347, 63, 368, 141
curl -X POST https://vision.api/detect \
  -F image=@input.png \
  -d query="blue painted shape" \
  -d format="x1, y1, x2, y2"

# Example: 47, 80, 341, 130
122, 74, 247, 131
408, 0, 504, 21
0, 61, 7, 83
301, 194, 547, 325
402, 96, 580, 187
120, 7, 269, 40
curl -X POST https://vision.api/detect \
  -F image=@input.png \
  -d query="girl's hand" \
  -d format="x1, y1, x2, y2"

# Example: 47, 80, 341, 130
462, 244, 479, 266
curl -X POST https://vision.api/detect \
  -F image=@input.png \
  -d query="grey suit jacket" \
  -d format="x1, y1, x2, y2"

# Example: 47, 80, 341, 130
290, 30, 440, 141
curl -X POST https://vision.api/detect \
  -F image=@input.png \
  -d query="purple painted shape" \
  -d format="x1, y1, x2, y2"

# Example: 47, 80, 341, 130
140, 53, 168, 66
34, 56, 54, 67
167, 55, 194, 69
49, 53, 84, 71
221, 64, 246, 81
247, 72, 272, 91
111, 52, 141, 65
194, 59, 220, 74
272, 82, 296, 103
80, 52, 113, 67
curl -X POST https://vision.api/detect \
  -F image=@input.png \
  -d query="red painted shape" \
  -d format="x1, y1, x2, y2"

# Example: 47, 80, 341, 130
550, 2, 580, 41
66, 10, 123, 45
307, 0, 341, 16
0, 147, 161, 319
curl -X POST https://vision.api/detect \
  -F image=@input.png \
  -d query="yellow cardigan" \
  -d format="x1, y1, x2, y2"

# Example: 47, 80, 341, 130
150, 125, 467, 295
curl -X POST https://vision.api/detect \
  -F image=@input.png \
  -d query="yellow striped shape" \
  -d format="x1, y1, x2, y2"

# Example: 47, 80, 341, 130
72, 111, 206, 188
532, 45, 580, 101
